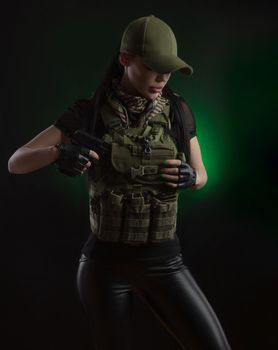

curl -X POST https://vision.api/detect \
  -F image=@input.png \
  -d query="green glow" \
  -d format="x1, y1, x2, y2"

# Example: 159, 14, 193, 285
179, 103, 233, 212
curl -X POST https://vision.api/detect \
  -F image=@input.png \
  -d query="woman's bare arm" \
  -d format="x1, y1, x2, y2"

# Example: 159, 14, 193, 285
160, 136, 208, 190
7, 125, 68, 174
188, 136, 208, 190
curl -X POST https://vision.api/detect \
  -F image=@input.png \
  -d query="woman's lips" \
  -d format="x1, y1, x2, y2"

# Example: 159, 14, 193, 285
149, 86, 163, 93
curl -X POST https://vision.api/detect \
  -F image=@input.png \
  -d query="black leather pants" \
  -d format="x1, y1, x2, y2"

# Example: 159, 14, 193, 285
76, 253, 231, 350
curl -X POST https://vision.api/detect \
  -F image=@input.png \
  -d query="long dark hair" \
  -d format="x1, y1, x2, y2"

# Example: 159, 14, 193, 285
89, 44, 191, 161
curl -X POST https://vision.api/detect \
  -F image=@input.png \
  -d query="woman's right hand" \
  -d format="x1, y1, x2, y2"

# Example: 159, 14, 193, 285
55, 143, 99, 177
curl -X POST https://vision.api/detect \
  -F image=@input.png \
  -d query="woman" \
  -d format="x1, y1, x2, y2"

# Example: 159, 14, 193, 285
8, 15, 231, 350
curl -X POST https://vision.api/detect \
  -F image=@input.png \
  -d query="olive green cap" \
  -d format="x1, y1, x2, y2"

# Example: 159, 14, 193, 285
120, 15, 193, 75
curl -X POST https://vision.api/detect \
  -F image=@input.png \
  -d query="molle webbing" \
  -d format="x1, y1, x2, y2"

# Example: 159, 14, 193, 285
90, 188, 178, 244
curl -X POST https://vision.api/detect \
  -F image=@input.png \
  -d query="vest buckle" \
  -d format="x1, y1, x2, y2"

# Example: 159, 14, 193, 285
131, 165, 158, 179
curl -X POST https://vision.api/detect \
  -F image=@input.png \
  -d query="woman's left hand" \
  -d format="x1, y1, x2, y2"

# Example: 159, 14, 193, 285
160, 159, 197, 189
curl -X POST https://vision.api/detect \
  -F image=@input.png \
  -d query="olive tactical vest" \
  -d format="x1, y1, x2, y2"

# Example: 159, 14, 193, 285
88, 100, 186, 245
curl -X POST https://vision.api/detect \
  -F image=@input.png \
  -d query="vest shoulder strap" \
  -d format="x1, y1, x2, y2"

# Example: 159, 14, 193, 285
147, 103, 171, 128
100, 102, 123, 131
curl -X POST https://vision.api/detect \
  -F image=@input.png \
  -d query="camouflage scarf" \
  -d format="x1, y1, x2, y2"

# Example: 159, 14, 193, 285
106, 79, 169, 128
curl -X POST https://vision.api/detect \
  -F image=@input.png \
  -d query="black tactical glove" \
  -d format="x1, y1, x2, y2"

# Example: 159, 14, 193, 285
177, 161, 197, 188
55, 143, 91, 177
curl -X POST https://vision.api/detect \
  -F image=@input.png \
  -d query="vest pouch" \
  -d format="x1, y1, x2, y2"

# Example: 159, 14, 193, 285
97, 190, 124, 242
149, 197, 178, 242
111, 142, 141, 174
122, 193, 151, 244
145, 146, 176, 163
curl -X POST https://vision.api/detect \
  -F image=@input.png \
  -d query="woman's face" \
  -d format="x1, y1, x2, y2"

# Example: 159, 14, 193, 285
119, 53, 171, 100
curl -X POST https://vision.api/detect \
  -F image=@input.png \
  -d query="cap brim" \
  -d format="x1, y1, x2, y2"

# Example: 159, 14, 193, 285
143, 54, 193, 76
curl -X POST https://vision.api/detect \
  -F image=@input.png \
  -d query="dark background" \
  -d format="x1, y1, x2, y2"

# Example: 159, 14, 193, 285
1, 1, 277, 349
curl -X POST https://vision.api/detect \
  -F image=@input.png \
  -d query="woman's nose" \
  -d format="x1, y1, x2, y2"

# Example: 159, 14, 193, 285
156, 73, 170, 82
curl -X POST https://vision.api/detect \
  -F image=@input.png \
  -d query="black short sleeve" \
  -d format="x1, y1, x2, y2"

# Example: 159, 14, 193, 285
53, 98, 94, 136
179, 97, 197, 139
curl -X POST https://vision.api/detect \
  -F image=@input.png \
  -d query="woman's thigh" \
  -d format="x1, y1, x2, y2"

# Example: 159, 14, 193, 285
134, 254, 232, 350
76, 255, 134, 350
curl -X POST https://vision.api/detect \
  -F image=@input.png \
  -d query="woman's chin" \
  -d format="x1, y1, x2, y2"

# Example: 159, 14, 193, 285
144, 91, 159, 100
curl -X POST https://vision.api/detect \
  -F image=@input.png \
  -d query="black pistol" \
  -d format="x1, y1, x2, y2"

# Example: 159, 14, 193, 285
71, 129, 111, 160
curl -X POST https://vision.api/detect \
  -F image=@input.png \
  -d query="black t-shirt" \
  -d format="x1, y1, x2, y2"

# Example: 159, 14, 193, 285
53, 96, 197, 261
